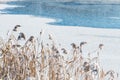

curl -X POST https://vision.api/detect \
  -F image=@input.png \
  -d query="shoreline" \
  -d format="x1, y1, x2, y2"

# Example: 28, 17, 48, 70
0, 3, 120, 76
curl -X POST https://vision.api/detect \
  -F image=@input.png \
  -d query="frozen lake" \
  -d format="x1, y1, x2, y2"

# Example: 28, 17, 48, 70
1, 1, 120, 29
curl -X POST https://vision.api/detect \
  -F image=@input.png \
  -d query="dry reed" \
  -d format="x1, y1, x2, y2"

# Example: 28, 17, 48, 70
0, 25, 118, 80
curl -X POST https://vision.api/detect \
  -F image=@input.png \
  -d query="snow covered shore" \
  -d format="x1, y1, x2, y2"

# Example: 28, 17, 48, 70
0, 3, 120, 77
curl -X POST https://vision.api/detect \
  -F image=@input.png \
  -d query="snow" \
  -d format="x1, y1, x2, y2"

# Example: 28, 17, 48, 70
0, 3, 120, 77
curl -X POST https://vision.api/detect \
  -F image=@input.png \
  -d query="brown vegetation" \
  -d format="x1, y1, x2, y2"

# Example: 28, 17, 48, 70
0, 25, 118, 80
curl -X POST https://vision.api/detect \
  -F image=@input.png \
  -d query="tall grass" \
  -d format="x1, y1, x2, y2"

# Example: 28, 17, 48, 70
0, 25, 118, 80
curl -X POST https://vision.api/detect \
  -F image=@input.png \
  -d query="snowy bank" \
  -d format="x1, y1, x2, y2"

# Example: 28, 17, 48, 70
0, 3, 120, 78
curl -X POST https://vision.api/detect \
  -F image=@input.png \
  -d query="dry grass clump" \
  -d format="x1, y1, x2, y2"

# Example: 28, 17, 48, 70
0, 25, 119, 80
